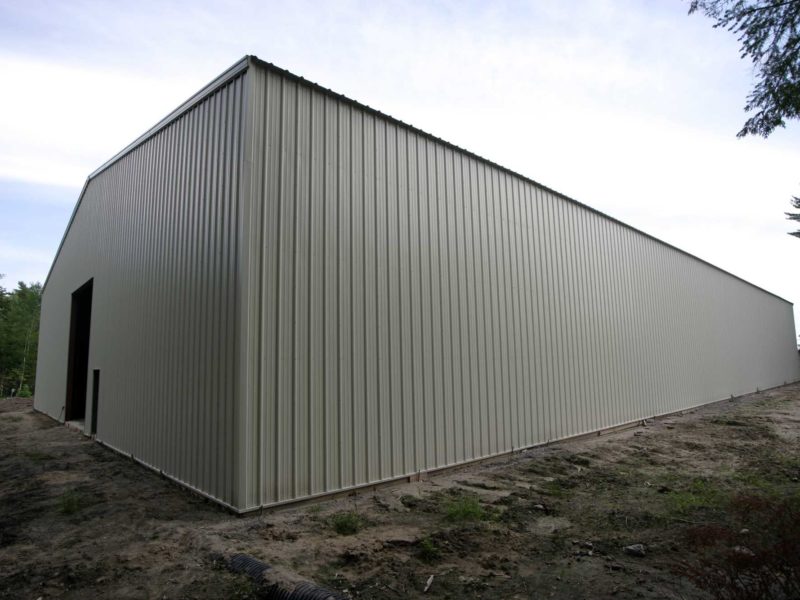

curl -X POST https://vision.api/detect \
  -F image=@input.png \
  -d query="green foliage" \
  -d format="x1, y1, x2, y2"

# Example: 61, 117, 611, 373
330, 511, 363, 535
0, 277, 42, 397
417, 536, 441, 563
443, 495, 487, 522
788, 195, 800, 238
690, 1, 800, 238
689, 0, 800, 138
666, 478, 726, 514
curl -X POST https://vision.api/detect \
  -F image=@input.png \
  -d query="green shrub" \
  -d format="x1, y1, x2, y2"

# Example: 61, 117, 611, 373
330, 511, 362, 535
417, 536, 441, 563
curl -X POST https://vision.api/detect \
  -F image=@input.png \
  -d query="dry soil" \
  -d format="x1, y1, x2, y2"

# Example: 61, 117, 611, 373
2, 383, 800, 599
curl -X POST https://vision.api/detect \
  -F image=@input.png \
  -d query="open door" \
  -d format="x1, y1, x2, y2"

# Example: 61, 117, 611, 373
65, 279, 93, 423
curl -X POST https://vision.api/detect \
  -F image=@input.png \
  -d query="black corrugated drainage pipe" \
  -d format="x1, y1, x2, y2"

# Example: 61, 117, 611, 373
228, 553, 345, 600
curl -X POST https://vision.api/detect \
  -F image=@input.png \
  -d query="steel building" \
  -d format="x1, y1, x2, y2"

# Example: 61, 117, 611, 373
35, 56, 800, 511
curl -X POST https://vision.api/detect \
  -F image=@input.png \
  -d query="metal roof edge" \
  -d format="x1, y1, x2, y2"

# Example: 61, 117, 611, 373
43, 56, 251, 291
41, 177, 90, 292
43, 54, 793, 307
88, 56, 250, 179
248, 55, 794, 307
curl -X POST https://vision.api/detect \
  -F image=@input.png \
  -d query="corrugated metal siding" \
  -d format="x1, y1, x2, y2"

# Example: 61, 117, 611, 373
35, 57, 800, 512
243, 62, 800, 509
34, 73, 246, 507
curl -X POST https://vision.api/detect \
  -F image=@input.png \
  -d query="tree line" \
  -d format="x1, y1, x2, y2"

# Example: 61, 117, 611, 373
0, 275, 42, 397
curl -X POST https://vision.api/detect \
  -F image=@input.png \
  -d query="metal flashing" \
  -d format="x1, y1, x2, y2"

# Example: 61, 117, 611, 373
42, 56, 250, 290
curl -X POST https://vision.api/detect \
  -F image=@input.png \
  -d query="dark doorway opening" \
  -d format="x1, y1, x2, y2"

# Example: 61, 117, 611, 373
65, 279, 93, 422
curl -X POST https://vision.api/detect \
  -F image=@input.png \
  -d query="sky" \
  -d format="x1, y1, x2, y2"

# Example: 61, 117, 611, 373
0, 0, 798, 340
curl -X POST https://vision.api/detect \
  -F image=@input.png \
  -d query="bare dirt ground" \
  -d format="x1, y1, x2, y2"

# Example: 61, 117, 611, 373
2, 384, 800, 599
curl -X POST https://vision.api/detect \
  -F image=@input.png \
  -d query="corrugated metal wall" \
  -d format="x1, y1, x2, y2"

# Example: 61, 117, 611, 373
36, 56, 800, 512
35, 71, 246, 507
241, 61, 800, 509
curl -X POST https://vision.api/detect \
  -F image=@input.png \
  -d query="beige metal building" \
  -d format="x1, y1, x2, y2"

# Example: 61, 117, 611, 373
35, 56, 800, 512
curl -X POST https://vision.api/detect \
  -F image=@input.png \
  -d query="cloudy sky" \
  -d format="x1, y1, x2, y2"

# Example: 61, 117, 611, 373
1, 0, 798, 338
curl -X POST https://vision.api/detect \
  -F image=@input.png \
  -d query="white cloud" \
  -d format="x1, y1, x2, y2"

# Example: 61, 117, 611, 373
0, 242, 53, 285
0, 53, 204, 186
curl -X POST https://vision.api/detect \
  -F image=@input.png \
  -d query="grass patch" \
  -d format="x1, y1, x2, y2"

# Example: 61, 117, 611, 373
526, 455, 570, 476
540, 476, 581, 497
732, 446, 800, 490
59, 490, 82, 515
443, 495, 487, 522
778, 455, 800, 481
330, 511, 363, 535
732, 470, 780, 494
666, 478, 726, 515
417, 536, 441, 563
525, 462, 552, 476
708, 415, 779, 441
584, 467, 636, 489
540, 479, 568, 497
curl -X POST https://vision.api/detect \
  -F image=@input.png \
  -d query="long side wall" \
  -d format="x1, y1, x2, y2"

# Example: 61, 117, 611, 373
241, 64, 800, 509
35, 73, 246, 507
